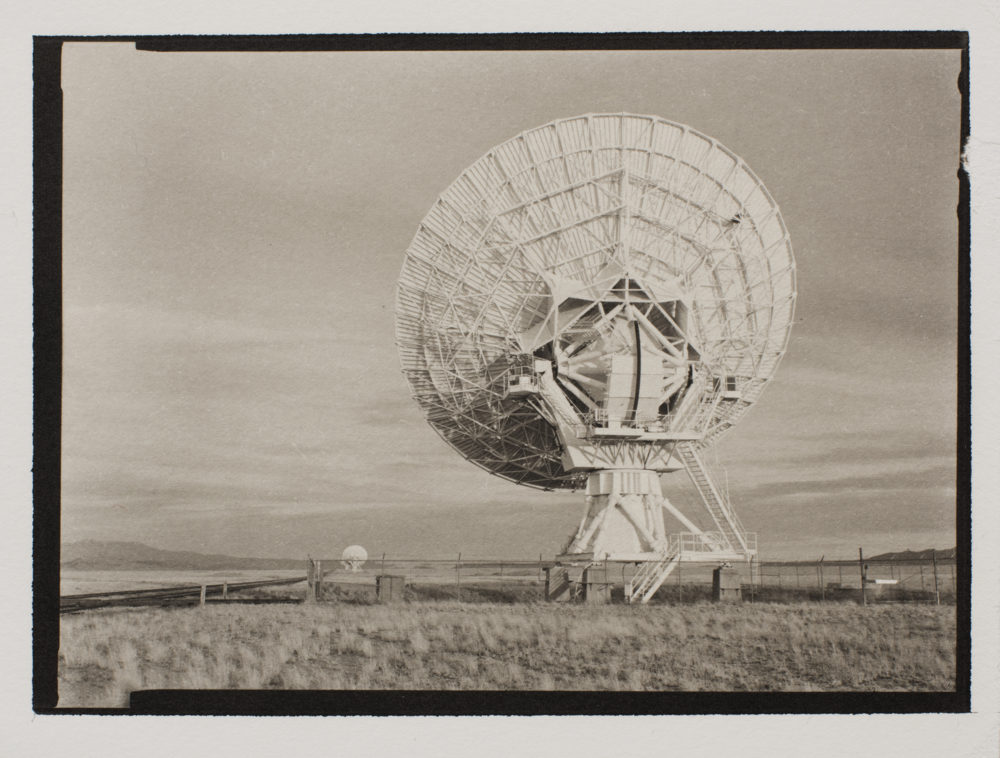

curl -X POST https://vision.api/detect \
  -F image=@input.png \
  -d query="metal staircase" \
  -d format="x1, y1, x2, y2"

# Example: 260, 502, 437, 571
626, 542, 681, 604
675, 441, 748, 555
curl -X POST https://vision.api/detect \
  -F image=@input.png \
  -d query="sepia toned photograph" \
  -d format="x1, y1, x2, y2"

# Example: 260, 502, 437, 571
37, 34, 967, 713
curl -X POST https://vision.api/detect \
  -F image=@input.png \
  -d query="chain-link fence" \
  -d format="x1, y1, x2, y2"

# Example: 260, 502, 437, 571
308, 552, 957, 605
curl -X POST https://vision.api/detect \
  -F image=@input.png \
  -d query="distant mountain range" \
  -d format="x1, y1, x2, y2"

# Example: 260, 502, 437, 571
61, 540, 305, 571
868, 547, 956, 561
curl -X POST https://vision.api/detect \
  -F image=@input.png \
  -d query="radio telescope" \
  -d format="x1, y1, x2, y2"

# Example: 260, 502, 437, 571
396, 113, 795, 601
341, 545, 368, 572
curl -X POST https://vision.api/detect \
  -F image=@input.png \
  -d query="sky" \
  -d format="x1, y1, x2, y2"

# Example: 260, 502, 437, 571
59, 43, 962, 560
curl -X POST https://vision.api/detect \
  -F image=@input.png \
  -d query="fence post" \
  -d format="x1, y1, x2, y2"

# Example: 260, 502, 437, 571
919, 563, 925, 592
499, 561, 505, 593
456, 552, 462, 602
316, 560, 323, 601
932, 549, 940, 605
677, 558, 682, 603
222, 582, 228, 600
381, 552, 386, 575
819, 559, 825, 601
305, 558, 316, 603
200, 584, 207, 606
859, 547, 867, 606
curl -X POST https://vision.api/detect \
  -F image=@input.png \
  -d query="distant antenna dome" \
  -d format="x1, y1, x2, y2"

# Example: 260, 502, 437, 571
341, 545, 368, 572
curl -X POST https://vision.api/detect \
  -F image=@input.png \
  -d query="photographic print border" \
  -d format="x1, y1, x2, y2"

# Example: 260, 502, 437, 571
32, 30, 971, 716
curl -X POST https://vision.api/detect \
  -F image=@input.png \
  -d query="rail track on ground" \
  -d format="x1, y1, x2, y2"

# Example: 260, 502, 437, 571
59, 576, 308, 614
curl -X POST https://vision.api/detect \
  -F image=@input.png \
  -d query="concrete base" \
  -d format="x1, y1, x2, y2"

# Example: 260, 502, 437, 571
376, 574, 406, 602
544, 566, 571, 601
582, 567, 612, 604
545, 566, 586, 601
712, 567, 741, 602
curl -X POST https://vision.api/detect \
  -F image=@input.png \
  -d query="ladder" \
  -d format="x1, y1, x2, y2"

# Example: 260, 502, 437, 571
675, 442, 748, 555
626, 543, 681, 604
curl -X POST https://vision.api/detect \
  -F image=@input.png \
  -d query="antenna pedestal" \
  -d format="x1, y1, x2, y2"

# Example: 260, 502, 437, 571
561, 466, 757, 564
562, 470, 670, 561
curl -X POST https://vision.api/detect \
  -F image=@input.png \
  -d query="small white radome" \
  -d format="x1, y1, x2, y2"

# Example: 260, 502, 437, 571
341, 545, 368, 571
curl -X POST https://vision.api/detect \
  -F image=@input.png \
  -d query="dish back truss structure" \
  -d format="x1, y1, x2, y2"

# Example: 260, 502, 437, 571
396, 114, 795, 601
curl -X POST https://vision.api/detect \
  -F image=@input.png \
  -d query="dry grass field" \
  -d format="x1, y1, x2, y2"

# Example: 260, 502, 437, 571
57, 601, 956, 707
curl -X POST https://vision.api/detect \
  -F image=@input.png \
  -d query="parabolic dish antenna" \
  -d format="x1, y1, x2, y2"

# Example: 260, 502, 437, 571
396, 113, 795, 601
341, 545, 368, 572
